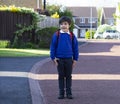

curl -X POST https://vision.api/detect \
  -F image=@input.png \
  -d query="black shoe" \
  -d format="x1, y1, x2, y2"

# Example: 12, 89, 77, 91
58, 95, 64, 99
66, 95, 73, 99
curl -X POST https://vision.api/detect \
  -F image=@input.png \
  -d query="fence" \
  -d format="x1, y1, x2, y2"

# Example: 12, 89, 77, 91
0, 11, 32, 41
0, 12, 59, 41
38, 16, 59, 28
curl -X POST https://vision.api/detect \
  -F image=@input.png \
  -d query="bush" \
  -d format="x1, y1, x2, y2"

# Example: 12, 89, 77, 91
96, 24, 112, 33
25, 42, 38, 49
9, 35, 37, 49
0, 40, 10, 48
36, 27, 59, 48
8, 27, 58, 49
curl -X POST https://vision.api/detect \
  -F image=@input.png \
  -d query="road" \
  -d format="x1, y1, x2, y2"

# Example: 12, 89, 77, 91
0, 57, 47, 104
37, 40, 120, 104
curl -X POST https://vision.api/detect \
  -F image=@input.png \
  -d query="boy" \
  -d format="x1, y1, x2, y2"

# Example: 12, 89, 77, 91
50, 16, 79, 99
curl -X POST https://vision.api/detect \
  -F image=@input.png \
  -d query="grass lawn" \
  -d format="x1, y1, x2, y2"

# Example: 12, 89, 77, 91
0, 48, 50, 57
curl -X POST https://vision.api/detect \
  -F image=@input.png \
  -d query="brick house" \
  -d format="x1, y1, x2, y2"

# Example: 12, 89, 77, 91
67, 6, 98, 38
0, 0, 42, 9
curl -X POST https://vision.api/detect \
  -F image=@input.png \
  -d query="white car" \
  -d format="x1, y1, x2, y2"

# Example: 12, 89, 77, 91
103, 30, 120, 39
94, 32, 103, 39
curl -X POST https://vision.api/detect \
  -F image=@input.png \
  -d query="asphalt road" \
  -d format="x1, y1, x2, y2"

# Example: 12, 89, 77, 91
0, 41, 86, 104
37, 40, 120, 104
1, 40, 120, 104
0, 57, 47, 104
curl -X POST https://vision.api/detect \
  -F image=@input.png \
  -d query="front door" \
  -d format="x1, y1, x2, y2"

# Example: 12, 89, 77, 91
80, 29, 86, 38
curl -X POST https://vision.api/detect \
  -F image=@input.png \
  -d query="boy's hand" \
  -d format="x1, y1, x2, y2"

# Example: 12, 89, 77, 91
53, 59, 58, 66
72, 60, 77, 68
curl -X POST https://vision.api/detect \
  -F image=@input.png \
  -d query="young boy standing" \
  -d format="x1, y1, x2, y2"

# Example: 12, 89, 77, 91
50, 16, 79, 99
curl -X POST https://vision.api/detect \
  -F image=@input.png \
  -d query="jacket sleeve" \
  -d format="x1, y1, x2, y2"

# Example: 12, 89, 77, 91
72, 36, 79, 61
50, 33, 57, 60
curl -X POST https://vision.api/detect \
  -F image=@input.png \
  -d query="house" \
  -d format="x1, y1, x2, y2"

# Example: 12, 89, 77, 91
116, 2, 120, 32
67, 6, 98, 38
101, 7, 116, 25
0, 0, 42, 9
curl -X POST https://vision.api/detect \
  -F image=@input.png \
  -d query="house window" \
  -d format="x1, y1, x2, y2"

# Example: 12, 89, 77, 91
88, 18, 96, 23
80, 18, 85, 23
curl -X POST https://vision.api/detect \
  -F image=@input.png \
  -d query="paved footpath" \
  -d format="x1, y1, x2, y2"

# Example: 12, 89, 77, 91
34, 40, 120, 104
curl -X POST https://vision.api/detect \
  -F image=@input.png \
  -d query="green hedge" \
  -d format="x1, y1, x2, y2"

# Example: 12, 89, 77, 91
5, 27, 58, 49
0, 40, 10, 48
36, 27, 59, 48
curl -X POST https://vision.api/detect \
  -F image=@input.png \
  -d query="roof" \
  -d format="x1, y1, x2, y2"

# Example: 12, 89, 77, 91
67, 6, 97, 18
103, 7, 116, 18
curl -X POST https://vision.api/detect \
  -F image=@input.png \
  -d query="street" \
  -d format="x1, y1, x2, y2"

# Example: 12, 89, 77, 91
37, 40, 120, 104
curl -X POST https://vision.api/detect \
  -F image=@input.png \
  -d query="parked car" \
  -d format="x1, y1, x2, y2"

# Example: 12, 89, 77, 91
94, 32, 103, 39
102, 30, 120, 39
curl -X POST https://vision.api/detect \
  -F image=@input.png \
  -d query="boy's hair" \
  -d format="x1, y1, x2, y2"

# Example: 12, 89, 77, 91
59, 16, 72, 25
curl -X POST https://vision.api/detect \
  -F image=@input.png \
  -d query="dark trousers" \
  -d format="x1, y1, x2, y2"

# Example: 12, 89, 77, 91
57, 58, 73, 95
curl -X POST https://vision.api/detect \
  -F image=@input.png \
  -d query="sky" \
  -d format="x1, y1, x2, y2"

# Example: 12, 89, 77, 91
46, 0, 120, 7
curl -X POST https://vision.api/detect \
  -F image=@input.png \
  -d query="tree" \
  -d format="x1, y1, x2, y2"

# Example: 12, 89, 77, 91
97, 7, 102, 26
96, 24, 112, 33
46, 4, 74, 31
46, 4, 60, 15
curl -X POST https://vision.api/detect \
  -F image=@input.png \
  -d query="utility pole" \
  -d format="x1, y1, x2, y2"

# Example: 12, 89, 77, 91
43, 0, 46, 10
90, 6, 93, 39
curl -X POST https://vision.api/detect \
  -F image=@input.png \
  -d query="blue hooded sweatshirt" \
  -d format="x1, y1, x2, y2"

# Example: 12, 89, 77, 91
50, 30, 79, 61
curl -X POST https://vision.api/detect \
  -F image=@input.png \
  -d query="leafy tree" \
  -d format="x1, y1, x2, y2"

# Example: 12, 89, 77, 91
97, 7, 102, 26
113, 3, 120, 26
46, 4, 60, 15
46, 4, 74, 31
96, 24, 112, 33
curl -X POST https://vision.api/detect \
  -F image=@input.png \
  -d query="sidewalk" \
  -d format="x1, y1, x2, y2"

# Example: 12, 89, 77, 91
30, 40, 120, 104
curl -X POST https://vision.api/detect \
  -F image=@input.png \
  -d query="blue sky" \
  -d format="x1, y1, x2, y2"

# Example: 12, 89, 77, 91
46, 0, 119, 7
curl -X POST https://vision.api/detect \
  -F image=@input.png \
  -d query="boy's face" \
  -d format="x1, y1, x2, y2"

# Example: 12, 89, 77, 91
60, 21, 70, 32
